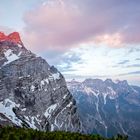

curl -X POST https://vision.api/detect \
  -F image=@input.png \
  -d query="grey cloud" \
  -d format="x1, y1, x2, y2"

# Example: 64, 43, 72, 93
118, 60, 130, 65
58, 53, 83, 72
125, 64, 140, 68
135, 58, 140, 61
64, 73, 111, 81
118, 71, 140, 76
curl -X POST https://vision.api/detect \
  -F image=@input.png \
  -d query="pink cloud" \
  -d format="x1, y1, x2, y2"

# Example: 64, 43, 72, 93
23, 0, 140, 52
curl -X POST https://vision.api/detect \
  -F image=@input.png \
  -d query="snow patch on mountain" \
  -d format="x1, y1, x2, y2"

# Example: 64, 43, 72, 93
3, 49, 20, 65
0, 99, 22, 126
84, 86, 99, 97
24, 116, 41, 130
107, 87, 117, 99
52, 72, 60, 80
31, 85, 35, 92
44, 104, 57, 118
40, 78, 49, 89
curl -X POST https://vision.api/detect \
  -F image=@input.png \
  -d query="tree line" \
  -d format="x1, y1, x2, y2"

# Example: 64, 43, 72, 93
0, 126, 128, 140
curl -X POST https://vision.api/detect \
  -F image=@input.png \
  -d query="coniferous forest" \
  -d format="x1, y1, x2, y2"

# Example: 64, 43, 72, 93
0, 127, 128, 140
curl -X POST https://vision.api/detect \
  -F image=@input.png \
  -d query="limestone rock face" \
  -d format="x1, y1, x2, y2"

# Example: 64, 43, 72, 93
0, 32, 82, 132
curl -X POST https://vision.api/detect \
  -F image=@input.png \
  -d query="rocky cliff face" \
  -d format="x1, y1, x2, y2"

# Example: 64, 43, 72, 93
0, 32, 82, 132
68, 79, 140, 140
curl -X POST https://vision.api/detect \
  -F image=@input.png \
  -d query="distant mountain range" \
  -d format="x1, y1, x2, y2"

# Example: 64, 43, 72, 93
0, 32, 82, 132
67, 79, 140, 140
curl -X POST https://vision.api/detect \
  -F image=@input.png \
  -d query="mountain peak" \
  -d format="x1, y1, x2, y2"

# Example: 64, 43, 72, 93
117, 80, 129, 86
0, 32, 82, 132
0, 31, 23, 46
105, 78, 113, 83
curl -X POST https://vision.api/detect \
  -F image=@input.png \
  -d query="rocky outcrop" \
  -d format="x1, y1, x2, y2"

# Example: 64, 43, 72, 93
0, 32, 22, 45
0, 32, 82, 132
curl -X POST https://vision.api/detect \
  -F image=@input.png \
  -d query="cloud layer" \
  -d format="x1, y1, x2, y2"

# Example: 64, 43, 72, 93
23, 0, 140, 52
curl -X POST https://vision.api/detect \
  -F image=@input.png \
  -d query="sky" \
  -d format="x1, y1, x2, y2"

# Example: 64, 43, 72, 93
0, 0, 140, 85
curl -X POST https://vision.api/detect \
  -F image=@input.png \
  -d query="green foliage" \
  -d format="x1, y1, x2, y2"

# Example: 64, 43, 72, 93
0, 126, 128, 140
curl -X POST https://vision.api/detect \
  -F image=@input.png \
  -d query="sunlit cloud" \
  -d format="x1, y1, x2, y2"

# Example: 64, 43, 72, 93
23, 0, 140, 53
93, 33, 122, 47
